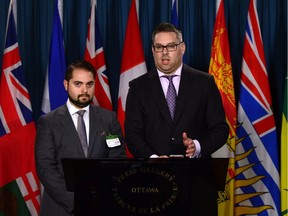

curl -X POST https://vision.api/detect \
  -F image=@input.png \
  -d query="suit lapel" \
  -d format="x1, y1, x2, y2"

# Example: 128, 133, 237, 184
88, 106, 103, 156
174, 65, 191, 125
58, 105, 85, 156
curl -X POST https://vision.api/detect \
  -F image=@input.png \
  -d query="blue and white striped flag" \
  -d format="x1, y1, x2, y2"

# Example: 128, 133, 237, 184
234, 0, 280, 215
41, 0, 67, 114
171, 0, 178, 27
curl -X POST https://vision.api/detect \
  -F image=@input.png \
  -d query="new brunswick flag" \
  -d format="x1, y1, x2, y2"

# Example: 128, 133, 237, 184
0, 2, 40, 215
209, 0, 236, 215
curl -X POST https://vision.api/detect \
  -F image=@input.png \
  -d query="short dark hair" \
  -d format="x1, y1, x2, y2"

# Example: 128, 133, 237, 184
65, 60, 96, 81
151, 22, 183, 44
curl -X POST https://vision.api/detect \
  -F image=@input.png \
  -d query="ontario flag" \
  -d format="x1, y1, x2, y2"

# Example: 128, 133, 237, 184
41, 0, 67, 114
117, 0, 147, 157
84, 0, 112, 110
235, 0, 280, 215
208, 0, 236, 215
0, 2, 40, 216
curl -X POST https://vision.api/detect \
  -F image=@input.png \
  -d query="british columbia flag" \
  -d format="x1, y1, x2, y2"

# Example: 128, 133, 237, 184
0, 2, 40, 215
234, 0, 280, 215
84, 0, 112, 110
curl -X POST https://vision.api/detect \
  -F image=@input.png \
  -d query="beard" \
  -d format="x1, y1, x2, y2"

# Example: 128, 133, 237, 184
68, 94, 92, 108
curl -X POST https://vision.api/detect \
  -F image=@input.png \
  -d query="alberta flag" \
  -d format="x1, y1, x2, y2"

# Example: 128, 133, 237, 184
84, 0, 112, 110
41, 0, 67, 114
234, 0, 280, 215
0, 2, 40, 215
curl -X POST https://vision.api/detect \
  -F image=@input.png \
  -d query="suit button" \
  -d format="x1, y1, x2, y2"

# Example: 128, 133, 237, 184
171, 137, 175, 141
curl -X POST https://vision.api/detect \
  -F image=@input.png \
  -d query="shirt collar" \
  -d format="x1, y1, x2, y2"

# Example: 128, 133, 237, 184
66, 99, 90, 116
157, 63, 183, 78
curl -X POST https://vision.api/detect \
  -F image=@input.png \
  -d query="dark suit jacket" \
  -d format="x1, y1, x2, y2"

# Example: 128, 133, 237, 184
35, 104, 126, 216
125, 64, 229, 158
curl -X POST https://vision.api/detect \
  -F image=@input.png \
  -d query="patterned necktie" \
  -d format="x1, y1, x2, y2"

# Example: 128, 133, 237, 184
163, 75, 177, 119
77, 110, 88, 157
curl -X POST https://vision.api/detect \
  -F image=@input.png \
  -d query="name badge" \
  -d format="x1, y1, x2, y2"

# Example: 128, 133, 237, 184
106, 134, 121, 148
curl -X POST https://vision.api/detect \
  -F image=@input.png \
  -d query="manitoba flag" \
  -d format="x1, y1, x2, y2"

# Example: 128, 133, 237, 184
0, 2, 40, 216
84, 0, 112, 110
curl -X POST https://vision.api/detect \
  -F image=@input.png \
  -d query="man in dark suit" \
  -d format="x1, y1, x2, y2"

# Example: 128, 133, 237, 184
125, 22, 229, 159
35, 60, 126, 216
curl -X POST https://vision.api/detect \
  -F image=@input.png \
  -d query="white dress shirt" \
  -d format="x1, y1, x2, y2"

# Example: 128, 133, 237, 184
150, 65, 201, 158
66, 99, 90, 146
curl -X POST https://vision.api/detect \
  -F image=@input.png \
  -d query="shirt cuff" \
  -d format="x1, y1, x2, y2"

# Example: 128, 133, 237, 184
190, 139, 201, 158
150, 154, 159, 158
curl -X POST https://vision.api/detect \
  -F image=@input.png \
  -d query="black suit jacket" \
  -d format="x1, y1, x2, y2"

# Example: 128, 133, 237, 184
124, 64, 229, 158
35, 104, 126, 216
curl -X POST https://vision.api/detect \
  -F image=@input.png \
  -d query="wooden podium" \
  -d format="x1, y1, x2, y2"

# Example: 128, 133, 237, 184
62, 158, 228, 216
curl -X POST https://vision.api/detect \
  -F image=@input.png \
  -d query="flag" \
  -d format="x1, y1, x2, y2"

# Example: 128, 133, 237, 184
0, 2, 40, 215
117, 0, 147, 157
281, 76, 288, 215
171, 0, 179, 27
41, 0, 67, 114
208, 0, 236, 215
84, 0, 112, 110
235, 0, 280, 215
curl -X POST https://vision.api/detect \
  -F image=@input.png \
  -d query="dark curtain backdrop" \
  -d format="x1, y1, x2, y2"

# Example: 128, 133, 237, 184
0, 0, 287, 141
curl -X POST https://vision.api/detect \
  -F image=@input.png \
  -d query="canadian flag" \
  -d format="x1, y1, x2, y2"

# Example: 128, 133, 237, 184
117, 0, 147, 157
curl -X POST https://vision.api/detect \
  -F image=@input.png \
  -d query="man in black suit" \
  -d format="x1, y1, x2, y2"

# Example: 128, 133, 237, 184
125, 23, 229, 159
35, 60, 126, 216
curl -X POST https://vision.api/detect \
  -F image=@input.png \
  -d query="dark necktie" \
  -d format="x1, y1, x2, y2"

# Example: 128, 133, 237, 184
163, 75, 177, 119
77, 110, 88, 157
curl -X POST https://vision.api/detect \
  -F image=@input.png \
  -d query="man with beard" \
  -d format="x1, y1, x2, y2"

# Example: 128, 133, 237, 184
35, 60, 126, 216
